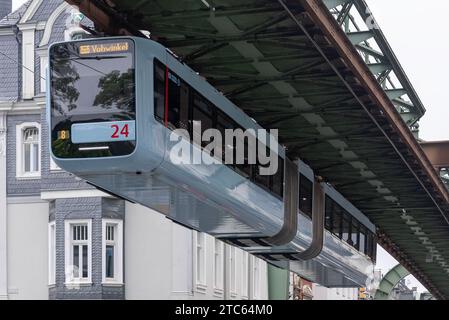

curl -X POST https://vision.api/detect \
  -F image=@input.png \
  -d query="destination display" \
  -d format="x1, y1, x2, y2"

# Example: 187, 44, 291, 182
71, 120, 136, 144
79, 42, 130, 55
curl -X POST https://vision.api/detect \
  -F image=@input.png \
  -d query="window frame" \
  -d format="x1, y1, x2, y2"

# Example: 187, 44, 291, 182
102, 219, 123, 285
241, 251, 249, 299
194, 231, 207, 291
229, 245, 237, 297
213, 238, 224, 295
16, 122, 41, 179
64, 219, 92, 285
252, 256, 261, 300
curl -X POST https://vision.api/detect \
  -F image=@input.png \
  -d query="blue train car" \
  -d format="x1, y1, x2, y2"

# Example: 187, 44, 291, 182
48, 36, 376, 287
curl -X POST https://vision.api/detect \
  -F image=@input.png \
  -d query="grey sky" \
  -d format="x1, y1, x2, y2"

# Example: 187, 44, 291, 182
365, 0, 448, 142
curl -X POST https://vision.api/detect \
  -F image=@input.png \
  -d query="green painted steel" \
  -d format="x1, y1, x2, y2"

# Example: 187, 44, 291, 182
374, 264, 410, 300
268, 265, 290, 300
324, 0, 426, 134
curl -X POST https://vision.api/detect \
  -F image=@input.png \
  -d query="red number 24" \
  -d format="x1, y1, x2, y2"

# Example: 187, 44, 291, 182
111, 124, 129, 139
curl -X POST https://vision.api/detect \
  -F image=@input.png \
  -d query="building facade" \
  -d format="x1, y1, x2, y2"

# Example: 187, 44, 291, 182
0, 0, 269, 300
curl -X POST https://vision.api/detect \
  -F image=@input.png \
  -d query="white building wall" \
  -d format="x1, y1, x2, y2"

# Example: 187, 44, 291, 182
124, 202, 174, 300
2, 194, 269, 300
124, 202, 269, 300
312, 284, 359, 300
6, 200, 49, 300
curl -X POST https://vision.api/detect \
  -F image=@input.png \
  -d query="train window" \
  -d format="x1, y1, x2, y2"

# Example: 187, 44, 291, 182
331, 204, 342, 239
325, 196, 373, 257
366, 232, 376, 260
342, 212, 351, 244
371, 235, 377, 261
325, 197, 333, 231
299, 175, 313, 219
154, 60, 166, 122
216, 110, 234, 163
351, 219, 359, 250
179, 82, 190, 132
192, 91, 214, 149
151, 61, 285, 200
254, 142, 271, 192
366, 233, 372, 259
272, 157, 284, 198
359, 226, 366, 255
167, 70, 181, 129
234, 125, 252, 178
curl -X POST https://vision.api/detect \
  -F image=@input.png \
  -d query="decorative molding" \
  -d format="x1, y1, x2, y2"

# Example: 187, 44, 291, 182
36, 21, 46, 31
20, 27, 35, 99
19, 0, 44, 24
41, 189, 113, 200
7, 196, 46, 204
0, 99, 45, 114
35, 46, 48, 56
17, 22, 38, 31
0, 28, 15, 36
39, 2, 70, 47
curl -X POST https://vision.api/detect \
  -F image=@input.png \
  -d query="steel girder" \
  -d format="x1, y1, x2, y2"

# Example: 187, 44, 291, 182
374, 264, 411, 300
323, 0, 426, 134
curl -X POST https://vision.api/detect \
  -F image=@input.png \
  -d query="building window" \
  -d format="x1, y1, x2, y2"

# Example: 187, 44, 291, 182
252, 256, 260, 299
102, 219, 123, 284
230, 246, 237, 296
194, 231, 206, 290
16, 123, 41, 178
213, 239, 224, 294
241, 251, 249, 299
64, 220, 92, 284
48, 221, 56, 285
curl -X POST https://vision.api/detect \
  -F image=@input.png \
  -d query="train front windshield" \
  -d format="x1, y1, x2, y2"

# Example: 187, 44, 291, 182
50, 39, 136, 158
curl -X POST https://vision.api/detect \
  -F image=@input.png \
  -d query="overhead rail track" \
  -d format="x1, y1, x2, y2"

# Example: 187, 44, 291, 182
65, 0, 449, 299
324, 0, 426, 134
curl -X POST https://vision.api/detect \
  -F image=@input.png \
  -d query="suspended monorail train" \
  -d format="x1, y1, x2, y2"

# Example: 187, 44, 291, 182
48, 37, 376, 287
